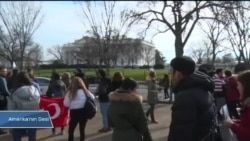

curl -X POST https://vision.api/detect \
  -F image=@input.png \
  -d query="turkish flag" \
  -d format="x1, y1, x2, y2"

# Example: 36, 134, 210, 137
40, 96, 69, 128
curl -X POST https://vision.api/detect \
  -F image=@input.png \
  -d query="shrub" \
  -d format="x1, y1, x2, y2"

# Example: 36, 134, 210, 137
154, 64, 165, 69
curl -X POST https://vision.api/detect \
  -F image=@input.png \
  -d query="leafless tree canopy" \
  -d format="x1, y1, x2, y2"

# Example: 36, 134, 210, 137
0, 1, 43, 69
125, 1, 242, 57
199, 17, 227, 65
47, 45, 63, 62
221, 2, 250, 63
77, 1, 136, 74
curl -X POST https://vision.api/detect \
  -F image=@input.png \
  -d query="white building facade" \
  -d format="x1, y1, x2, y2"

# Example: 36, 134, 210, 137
62, 36, 156, 67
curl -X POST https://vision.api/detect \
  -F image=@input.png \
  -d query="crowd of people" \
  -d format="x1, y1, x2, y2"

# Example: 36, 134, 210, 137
0, 56, 249, 141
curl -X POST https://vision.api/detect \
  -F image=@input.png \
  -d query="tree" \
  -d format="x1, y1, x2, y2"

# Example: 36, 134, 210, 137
123, 38, 143, 67
126, 1, 238, 57
155, 49, 166, 65
75, 36, 100, 66
222, 2, 250, 63
0, 26, 19, 68
0, 2, 43, 69
143, 46, 155, 67
188, 46, 206, 64
47, 45, 64, 62
77, 1, 134, 75
25, 43, 43, 67
200, 17, 227, 65
222, 53, 235, 64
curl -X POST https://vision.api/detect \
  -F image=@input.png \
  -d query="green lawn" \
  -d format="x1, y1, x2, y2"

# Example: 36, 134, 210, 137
33, 68, 169, 81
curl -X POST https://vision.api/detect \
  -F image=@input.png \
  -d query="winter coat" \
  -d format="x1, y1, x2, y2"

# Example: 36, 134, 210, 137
160, 78, 169, 89
168, 71, 216, 141
230, 98, 250, 141
110, 81, 123, 92
0, 75, 10, 109
95, 77, 112, 103
8, 85, 40, 110
108, 90, 152, 141
46, 80, 67, 97
226, 76, 240, 102
146, 79, 159, 104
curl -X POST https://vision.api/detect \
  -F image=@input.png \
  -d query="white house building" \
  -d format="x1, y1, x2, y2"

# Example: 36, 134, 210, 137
62, 36, 156, 67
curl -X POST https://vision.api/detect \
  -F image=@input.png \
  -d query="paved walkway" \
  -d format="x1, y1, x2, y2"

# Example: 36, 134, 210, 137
0, 103, 172, 141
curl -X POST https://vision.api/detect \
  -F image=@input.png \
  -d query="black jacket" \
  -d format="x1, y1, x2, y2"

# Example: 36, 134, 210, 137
168, 71, 216, 141
110, 81, 123, 92
46, 80, 67, 97
96, 77, 112, 103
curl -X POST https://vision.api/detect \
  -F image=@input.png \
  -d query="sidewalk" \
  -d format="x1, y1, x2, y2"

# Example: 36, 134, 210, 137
0, 103, 172, 141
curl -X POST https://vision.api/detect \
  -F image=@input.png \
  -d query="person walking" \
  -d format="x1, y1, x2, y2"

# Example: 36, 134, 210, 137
146, 71, 160, 124
213, 69, 227, 118
224, 70, 250, 141
46, 72, 67, 135
8, 71, 40, 141
224, 70, 240, 119
108, 77, 152, 141
0, 66, 10, 135
64, 77, 95, 141
95, 69, 112, 133
167, 56, 216, 141
160, 74, 170, 99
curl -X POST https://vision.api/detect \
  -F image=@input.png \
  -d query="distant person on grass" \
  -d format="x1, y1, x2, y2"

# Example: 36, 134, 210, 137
168, 56, 216, 141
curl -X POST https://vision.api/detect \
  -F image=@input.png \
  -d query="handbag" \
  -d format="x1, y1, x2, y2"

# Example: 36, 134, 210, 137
82, 90, 97, 119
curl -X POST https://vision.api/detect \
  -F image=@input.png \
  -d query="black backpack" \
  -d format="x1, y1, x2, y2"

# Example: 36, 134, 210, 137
83, 91, 97, 119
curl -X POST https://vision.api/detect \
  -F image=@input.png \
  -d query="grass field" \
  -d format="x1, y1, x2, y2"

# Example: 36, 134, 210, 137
33, 68, 170, 81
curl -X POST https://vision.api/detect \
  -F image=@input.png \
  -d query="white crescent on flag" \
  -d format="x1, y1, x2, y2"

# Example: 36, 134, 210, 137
47, 103, 61, 120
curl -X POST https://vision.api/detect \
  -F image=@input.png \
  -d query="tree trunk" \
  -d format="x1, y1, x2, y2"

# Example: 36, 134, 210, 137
20, 55, 24, 70
175, 35, 183, 57
10, 60, 14, 69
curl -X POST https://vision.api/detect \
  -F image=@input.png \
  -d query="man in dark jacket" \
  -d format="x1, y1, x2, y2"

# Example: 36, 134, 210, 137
0, 66, 10, 135
95, 69, 112, 133
168, 56, 216, 141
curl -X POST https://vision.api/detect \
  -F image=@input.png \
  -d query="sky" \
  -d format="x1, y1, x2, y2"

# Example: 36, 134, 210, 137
31, 1, 215, 63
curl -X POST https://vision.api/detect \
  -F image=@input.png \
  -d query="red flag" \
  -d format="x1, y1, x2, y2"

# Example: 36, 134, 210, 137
40, 96, 69, 128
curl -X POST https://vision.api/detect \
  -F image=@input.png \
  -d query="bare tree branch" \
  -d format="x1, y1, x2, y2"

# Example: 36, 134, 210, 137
0, 2, 44, 69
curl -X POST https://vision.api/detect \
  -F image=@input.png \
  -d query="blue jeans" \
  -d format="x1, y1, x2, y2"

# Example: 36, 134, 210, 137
100, 102, 110, 129
13, 128, 36, 141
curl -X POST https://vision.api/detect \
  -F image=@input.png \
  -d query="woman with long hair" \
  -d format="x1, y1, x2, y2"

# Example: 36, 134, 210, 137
224, 70, 250, 141
146, 71, 159, 124
8, 71, 40, 141
64, 77, 95, 141
62, 72, 71, 89
110, 72, 124, 92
